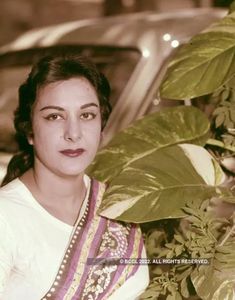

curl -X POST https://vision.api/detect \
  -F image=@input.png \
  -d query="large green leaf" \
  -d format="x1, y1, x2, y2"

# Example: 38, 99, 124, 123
160, 11, 235, 100
88, 106, 210, 182
191, 268, 235, 300
97, 144, 232, 223
191, 242, 235, 300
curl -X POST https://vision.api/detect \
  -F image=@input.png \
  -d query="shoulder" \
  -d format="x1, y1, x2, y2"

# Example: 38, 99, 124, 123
0, 178, 26, 217
0, 179, 19, 200
0, 178, 21, 194
0, 181, 18, 234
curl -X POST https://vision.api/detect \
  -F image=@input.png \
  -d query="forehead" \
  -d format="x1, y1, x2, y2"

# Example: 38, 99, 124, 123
36, 77, 99, 108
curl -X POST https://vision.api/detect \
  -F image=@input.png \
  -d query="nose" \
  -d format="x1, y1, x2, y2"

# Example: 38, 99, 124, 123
64, 118, 82, 142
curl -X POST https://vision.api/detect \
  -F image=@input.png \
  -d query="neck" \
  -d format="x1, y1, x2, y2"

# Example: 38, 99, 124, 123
20, 163, 86, 209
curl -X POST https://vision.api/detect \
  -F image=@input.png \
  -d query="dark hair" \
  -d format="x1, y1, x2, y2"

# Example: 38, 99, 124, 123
1, 54, 111, 186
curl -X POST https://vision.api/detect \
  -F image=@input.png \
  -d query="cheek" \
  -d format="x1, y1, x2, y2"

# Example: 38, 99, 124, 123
31, 121, 60, 146
83, 116, 102, 136
86, 134, 102, 152
86, 123, 102, 144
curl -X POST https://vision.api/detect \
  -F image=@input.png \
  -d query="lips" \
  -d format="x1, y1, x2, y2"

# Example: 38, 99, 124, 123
60, 149, 85, 157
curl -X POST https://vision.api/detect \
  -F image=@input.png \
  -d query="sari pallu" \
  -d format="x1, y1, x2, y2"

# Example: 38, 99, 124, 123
41, 179, 144, 300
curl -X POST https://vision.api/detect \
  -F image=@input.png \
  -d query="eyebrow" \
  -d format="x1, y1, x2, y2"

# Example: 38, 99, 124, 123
39, 103, 99, 111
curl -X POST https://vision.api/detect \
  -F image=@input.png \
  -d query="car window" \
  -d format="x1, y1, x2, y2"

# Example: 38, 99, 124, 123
0, 46, 140, 152
0, 45, 140, 105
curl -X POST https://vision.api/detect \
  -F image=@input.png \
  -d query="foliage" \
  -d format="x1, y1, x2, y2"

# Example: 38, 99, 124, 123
159, 10, 235, 100
88, 106, 210, 182
158, 3, 235, 160
88, 106, 233, 223
138, 5, 235, 298
209, 76, 235, 152
88, 95, 235, 299
88, 3, 235, 299
96, 143, 232, 223
140, 200, 235, 300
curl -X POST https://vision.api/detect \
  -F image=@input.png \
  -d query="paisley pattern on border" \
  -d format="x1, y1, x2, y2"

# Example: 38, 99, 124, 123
41, 179, 143, 300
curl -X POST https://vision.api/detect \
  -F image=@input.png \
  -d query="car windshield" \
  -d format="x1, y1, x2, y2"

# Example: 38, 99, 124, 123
0, 45, 140, 152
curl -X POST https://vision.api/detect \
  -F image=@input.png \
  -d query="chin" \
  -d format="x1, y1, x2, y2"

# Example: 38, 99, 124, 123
56, 164, 89, 177
57, 170, 85, 178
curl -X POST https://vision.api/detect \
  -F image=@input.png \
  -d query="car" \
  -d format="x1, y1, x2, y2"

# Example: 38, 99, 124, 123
0, 8, 227, 182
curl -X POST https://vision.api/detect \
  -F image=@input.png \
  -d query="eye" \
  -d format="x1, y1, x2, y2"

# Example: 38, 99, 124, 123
80, 112, 96, 120
45, 113, 63, 121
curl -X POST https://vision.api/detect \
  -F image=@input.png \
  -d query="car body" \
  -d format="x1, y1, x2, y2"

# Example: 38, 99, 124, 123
0, 8, 227, 182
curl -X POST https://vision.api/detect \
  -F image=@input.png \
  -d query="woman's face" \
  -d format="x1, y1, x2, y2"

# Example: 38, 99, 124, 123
29, 77, 102, 178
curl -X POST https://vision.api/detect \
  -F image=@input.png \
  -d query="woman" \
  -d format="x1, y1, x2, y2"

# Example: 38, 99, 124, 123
0, 54, 149, 299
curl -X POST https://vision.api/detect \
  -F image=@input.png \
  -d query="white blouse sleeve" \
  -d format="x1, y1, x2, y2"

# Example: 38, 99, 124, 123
0, 214, 14, 296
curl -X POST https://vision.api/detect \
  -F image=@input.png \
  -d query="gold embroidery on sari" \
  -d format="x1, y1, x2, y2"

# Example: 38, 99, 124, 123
41, 180, 143, 300
63, 182, 106, 299
102, 226, 142, 300
82, 265, 117, 299
81, 220, 130, 299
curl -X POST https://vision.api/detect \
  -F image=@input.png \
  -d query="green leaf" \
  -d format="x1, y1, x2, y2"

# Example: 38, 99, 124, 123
229, 109, 235, 122
213, 106, 227, 116
166, 293, 182, 300
140, 287, 160, 299
177, 266, 193, 281
215, 113, 225, 128
88, 106, 210, 182
191, 265, 235, 300
207, 138, 235, 154
191, 234, 235, 298
180, 276, 191, 298
160, 12, 235, 100
97, 144, 231, 222
175, 245, 184, 256
221, 88, 230, 102
174, 234, 185, 244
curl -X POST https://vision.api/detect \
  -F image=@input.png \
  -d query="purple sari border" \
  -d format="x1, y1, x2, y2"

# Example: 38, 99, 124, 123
74, 213, 107, 297
58, 179, 98, 298
41, 179, 145, 300
107, 224, 137, 288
